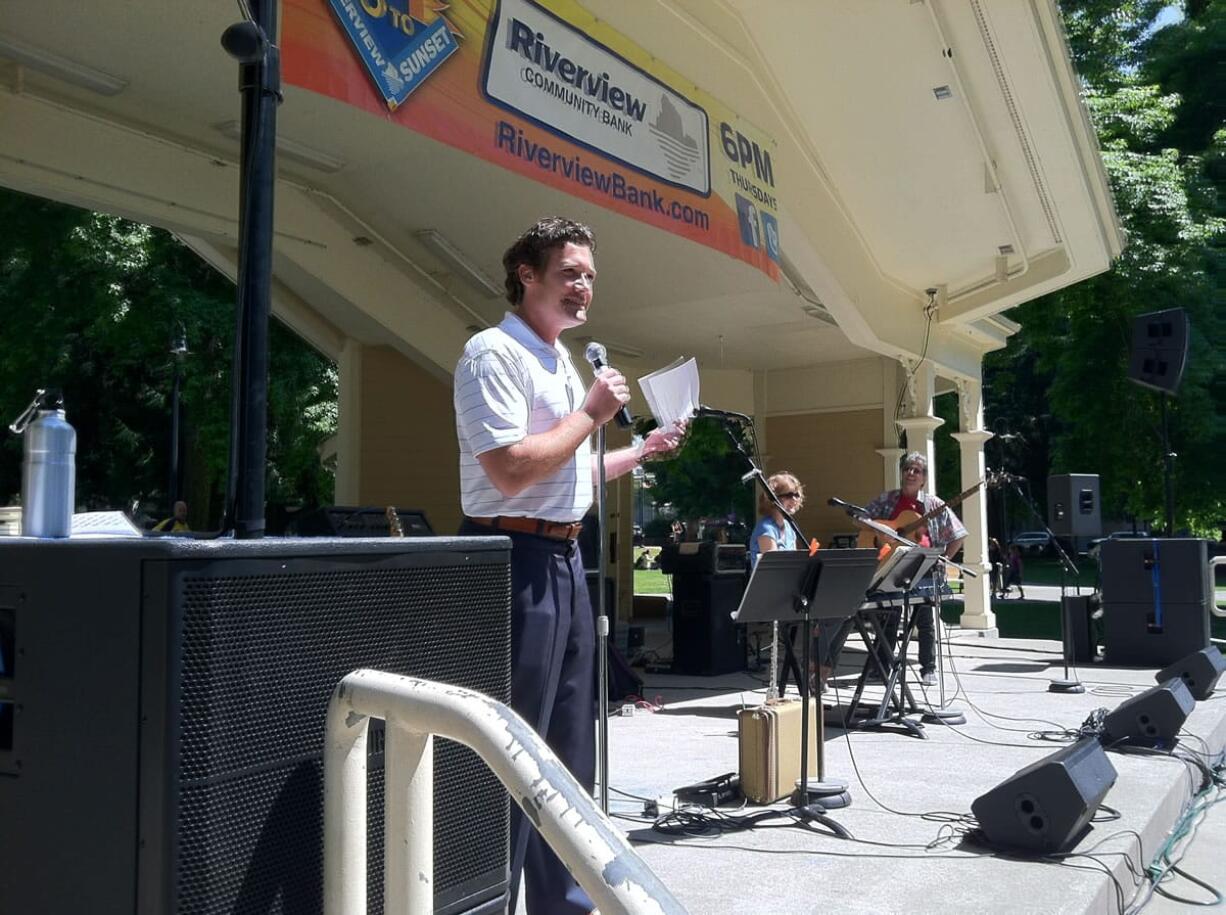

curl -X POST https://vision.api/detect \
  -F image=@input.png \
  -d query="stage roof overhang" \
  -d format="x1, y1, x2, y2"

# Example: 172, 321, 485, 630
0, 0, 1121, 383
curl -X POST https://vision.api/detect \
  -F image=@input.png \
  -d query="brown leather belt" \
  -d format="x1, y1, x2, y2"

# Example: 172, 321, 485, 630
471, 515, 583, 542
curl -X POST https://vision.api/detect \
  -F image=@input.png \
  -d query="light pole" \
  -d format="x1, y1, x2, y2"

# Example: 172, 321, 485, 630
169, 322, 189, 511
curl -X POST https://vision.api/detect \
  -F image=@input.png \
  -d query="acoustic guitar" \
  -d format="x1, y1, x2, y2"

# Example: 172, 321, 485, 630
854, 480, 984, 551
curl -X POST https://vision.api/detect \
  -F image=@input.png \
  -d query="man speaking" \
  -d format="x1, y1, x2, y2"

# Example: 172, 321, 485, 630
453, 217, 682, 913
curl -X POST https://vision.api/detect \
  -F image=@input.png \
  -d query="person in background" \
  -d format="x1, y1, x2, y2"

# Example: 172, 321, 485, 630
988, 537, 1004, 599
1004, 542, 1026, 599
153, 500, 189, 533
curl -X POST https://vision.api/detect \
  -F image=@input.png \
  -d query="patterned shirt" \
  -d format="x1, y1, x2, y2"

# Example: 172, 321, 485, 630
454, 312, 592, 522
865, 489, 967, 550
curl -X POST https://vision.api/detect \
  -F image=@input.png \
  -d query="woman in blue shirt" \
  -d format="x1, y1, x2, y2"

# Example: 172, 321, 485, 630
749, 472, 806, 698
749, 471, 804, 566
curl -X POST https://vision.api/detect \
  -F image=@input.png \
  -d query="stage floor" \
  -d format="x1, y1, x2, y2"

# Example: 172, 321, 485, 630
596, 626, 1226, 914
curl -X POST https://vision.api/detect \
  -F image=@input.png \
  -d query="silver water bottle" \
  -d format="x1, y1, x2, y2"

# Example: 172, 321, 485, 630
9, 389, 77, 538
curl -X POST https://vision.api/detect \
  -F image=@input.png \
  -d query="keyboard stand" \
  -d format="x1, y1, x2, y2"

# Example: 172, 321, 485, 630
843, 592, 927, 739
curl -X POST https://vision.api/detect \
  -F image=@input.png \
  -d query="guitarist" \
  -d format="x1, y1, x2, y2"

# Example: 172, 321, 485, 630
864, 451, 967, 685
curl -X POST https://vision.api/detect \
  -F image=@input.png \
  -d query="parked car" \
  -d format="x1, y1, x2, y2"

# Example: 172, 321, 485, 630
1087, 530, 1151, 558
1011, 531, 1052, 555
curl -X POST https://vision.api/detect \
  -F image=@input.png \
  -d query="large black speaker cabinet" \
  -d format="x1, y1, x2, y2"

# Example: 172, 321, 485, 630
971, 738, 1118, 854
1127, 307, 1189, 394
1101, 538, 1212, 666
1101, 678, 1195, 748
0, 537, 511, 915
672, 571, 747, 676
1156, 646, 1226, 700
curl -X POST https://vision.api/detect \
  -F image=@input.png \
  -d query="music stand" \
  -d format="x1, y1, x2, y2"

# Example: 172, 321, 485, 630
735, 548, 878, 809
845, 546, 943, 738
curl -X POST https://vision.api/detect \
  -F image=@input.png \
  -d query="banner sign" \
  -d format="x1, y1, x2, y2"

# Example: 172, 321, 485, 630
284, 0, 780, 278
326, 0, 457, 110
484, 0, 709, 195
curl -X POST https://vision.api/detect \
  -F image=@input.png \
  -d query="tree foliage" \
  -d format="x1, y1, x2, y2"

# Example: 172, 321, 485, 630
984, 0, 1226, 533
0, 189, 337, 528
640, 417, 754, 528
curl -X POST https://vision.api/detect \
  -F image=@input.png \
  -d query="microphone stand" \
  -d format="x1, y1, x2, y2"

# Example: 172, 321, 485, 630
711, 415, 852, 809
595, 425, 611, 813
1006, 476, 1084, 693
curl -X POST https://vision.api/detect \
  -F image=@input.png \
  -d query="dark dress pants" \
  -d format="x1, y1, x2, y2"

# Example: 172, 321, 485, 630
461, 520, 595, 914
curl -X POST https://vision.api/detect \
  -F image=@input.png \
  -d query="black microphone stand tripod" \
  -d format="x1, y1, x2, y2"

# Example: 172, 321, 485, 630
1000, 473, 1085, 693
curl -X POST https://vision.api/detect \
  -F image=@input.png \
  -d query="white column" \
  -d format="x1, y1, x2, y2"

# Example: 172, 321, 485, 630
875, 448, 905, 492
951, 378, 996, 631
335, 338, 363, 504
895, 361, 942, 491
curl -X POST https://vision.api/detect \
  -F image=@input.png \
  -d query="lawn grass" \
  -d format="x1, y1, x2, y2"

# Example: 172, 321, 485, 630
1014, 555, 1096, 588
633, 568, 673, 595
941, 599, 1226, 642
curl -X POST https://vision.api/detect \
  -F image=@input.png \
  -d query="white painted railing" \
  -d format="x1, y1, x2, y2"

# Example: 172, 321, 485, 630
324, 669, 686, 915
1212, 557, 1226, 618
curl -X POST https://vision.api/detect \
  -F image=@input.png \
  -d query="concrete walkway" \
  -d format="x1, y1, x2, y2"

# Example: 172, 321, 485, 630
598, 624, 1226, 914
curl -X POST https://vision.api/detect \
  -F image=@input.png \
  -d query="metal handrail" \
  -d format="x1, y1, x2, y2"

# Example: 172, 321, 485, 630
1211, 557, 1226, 618
324, 669, 686, 915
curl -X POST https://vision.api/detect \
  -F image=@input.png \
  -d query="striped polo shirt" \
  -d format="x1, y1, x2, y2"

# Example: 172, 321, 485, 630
454, 312, 592, 523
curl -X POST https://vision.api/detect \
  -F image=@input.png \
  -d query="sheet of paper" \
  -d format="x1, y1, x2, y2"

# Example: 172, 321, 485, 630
637, 357, 699, 429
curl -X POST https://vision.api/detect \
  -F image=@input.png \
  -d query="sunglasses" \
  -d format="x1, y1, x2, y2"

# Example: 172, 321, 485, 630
903, 465, 926, 474
776, 491, 801, 499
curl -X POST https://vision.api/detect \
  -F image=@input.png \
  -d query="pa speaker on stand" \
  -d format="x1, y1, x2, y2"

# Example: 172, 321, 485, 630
1126, 307, 1190, 535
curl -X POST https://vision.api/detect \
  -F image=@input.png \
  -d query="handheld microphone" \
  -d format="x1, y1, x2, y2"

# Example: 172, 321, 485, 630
583, 342, 633, 428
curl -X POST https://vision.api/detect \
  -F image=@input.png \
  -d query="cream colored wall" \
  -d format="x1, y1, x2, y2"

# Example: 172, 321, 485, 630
358, 345, 463, 535
764, 408, 885, 546
763, 357, 884, 416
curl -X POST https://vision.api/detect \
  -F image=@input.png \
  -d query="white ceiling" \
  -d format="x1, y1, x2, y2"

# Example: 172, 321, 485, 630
0, 0, 1119, 377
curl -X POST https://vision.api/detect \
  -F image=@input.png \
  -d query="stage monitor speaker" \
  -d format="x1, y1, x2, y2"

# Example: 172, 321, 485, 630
1047, 474, 1101, 540
291, 505, 434, 537
672, 572, 747, 675
1127, 307, 1189, 394
1101, 678, 1195, 748
971, 738, 1117, 854
1155, 646, 1226, 700
0, 537, 510, 915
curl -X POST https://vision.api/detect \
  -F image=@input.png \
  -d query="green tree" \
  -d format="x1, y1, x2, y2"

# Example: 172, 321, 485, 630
0, 189, 337, 528
642, 418, 754, 531
983, 1, 1226, 534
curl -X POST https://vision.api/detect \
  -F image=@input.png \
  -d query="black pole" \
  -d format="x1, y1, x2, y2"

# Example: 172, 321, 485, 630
169, 358, 182, 508
1161, 393, 1175, 536
223, 1, 280, 539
